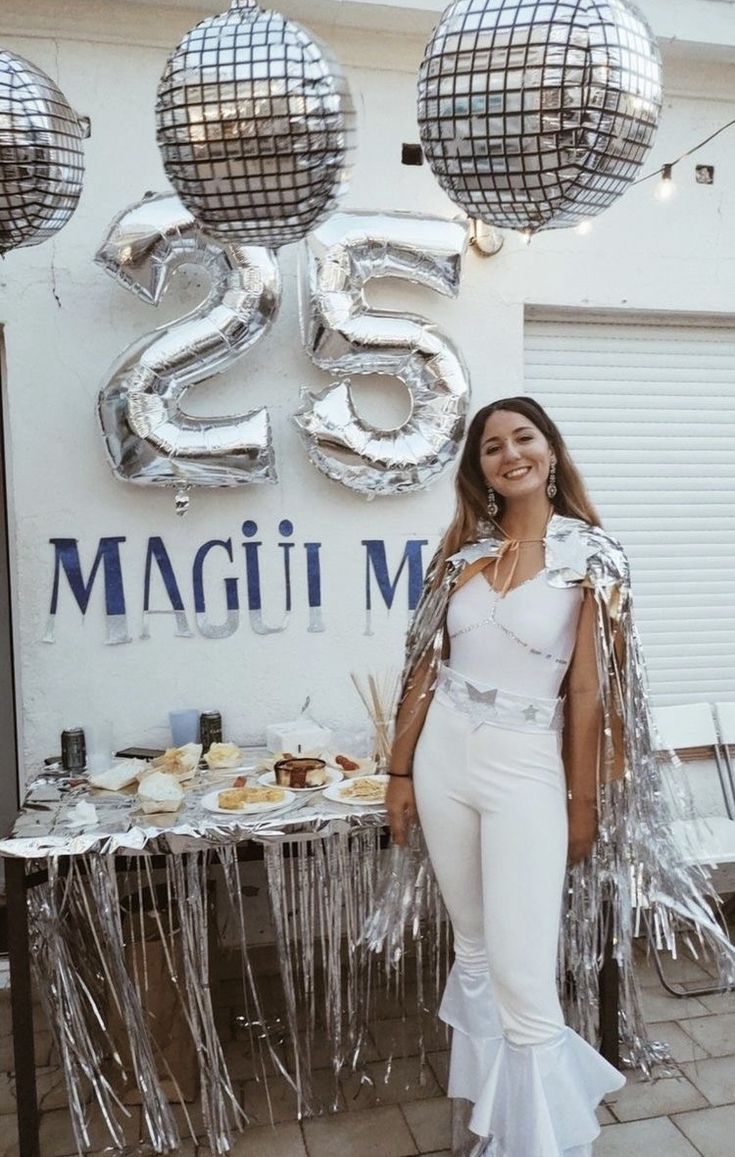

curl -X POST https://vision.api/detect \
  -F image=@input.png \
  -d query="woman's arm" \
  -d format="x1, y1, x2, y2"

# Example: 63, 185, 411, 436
563, 588, 602, 864
387, 636, 445, 845
390, 648, 440, 776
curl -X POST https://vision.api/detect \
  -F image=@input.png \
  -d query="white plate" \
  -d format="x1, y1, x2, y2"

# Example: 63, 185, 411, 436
257, 768, 343, 794
324, 754, 377, 778
322, 774, 389, 808
200, 785, 296, 816
203, 763, 257, 779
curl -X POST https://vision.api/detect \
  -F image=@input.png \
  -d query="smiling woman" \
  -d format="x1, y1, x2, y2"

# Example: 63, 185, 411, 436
384, 397, 625, 1157
379, 393, 735, 1157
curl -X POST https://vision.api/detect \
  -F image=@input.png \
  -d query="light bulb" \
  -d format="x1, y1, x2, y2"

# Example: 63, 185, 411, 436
656, 163, 675, 201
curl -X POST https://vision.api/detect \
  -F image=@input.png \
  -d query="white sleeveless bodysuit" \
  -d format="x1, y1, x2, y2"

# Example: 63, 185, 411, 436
446, 569, 583, 700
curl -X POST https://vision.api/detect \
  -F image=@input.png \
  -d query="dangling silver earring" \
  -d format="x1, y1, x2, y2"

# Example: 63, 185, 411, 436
547, 459, 557, 499
487, 485, 499, 517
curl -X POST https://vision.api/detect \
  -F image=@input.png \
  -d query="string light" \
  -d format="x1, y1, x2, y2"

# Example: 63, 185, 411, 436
655, 162, 675, 201
633, 116, 735, 194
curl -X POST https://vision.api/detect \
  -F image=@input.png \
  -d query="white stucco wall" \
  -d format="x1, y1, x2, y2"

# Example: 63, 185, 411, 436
0, 1, 733, 778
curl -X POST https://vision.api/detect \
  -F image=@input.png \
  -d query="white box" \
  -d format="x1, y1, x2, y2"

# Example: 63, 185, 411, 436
265, 719, 334, 754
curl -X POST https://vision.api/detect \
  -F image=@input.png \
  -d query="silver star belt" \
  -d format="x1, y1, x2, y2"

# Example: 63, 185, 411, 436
436, 664, 564, 733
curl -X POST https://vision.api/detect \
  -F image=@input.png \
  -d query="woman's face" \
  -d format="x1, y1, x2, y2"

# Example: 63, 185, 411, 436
479, 409, 554, 502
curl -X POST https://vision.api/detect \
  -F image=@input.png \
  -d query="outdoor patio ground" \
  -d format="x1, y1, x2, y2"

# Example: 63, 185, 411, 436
1, 943, 734, 1157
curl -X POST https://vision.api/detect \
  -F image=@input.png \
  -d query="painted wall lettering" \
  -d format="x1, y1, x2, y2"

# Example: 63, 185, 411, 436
44, 526, 433, 644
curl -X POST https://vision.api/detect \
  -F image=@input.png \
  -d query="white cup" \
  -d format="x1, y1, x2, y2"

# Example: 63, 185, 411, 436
86, 719, 114, 772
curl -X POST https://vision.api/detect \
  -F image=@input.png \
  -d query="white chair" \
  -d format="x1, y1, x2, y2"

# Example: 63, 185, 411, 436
712, 701, 735, 818
647, 703, 735, 996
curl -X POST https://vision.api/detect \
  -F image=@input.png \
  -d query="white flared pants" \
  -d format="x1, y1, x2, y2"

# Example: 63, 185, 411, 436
413, 693, 625, 1157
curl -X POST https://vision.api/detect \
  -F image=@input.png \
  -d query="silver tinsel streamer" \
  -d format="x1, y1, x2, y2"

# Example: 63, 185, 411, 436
0, 50, 88, 255
17, 824, 450, 1152
295, 211, 471, 495
371, 513, 735, 1073
96, 192, 279, 494
27, 857, 179, 1153
417, 0, 662, 234
156, 0, 354, 248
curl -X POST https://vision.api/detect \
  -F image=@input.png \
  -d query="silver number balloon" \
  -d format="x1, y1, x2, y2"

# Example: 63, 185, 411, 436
156, 0, 355, 248
418, 0, 662, 234
0, 50, 88, 255
295, 212, 471, 496
96, 193, 279, 509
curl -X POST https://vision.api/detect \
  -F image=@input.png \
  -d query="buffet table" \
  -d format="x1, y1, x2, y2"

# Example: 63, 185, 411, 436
2, 756, 620, 1157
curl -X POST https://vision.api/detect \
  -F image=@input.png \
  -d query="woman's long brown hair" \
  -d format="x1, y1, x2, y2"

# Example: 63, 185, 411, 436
434, 397, 602, 580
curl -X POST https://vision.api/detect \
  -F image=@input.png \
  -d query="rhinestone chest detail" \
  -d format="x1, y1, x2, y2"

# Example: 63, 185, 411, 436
449, 569, 570, 668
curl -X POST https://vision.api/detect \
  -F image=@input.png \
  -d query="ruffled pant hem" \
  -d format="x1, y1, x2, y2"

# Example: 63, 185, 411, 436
441, 1010, 625, 1157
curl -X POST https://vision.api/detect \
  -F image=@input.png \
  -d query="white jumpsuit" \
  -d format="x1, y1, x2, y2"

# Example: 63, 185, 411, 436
412, 568, 625, 1157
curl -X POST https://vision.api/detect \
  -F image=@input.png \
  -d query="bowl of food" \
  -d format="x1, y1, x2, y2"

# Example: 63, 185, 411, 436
273, 756, 327, 790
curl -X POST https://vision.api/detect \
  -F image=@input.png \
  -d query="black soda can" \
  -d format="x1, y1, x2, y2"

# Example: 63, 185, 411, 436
200, 711, 222, 753
61, 727, 86, 771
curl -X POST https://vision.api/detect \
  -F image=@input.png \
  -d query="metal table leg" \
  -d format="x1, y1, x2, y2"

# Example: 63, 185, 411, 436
599, 900, 620, 1069
6, 857, 40, 1157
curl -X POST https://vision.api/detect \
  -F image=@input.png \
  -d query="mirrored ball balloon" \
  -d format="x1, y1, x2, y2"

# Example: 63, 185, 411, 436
418, 0, 662, 233
0, 51, 87, 255
156, 0, 355, 248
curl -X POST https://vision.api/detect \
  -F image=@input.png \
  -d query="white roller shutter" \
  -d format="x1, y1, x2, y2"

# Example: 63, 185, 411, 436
524, 311, 735, 707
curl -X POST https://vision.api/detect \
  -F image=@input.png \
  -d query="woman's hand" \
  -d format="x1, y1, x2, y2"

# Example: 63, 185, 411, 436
567, 800, 597, 865
386, 776, 418, 846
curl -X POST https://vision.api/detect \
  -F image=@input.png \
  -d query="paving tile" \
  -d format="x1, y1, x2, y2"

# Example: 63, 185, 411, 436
371, 983, 421, 1021
343, 1056, 441, 1111
284, 1026, 380, 1069
595, 1116, 700, 1156
602, 1070, 707, 1121
673, 1103, 735, 1157
635, 951, 715, 989
36, 1104, 141, 1157
400, 1096, 451, 1152
224, 1035, 289, 1081
645, 1020, 709, 1063
426, 1050, 449, 1095
241, 1066, 342, 1126
639, 989, 710, 1023
0, 1026, 55, 1072
302, 1104, 417, 1157
678, 1013, 735, 1058
216, 1122, 307, 1157
370, 1017, 449, 1060
680, 1057, 735, 1107
597, 1103, 616, 1125
698, 989, 735, 1015
0, 1115, 18, 1157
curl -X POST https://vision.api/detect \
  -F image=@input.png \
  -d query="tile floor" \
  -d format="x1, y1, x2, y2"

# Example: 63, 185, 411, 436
1, 946, 734, 1157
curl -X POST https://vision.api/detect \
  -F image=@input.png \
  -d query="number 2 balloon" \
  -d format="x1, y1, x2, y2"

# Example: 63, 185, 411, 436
418, 0, 662, 234
0, 51, 88, 256
156, 0, 355, 248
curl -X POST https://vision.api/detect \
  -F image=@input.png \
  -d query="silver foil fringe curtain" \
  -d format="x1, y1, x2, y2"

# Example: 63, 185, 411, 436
26, 836, 450, 1154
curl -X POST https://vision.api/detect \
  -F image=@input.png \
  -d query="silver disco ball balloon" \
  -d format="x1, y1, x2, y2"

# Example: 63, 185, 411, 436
418, 0, 662, 234
156, 0, 355, 248
0, 51, 88, 255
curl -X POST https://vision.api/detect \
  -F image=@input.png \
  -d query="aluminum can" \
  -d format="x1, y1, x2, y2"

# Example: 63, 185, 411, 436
61, 727, 86, 771
199, 711, 222, 753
